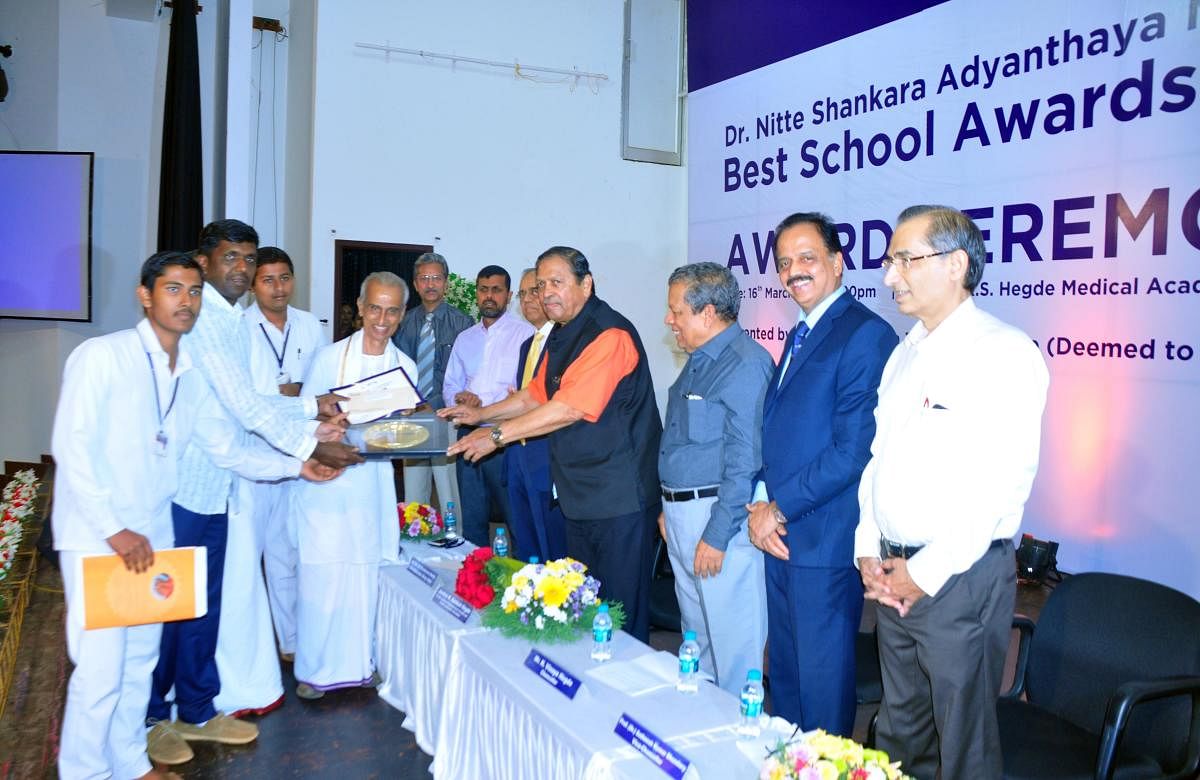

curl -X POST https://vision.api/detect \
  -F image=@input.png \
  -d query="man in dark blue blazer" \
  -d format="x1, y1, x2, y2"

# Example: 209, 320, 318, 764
747, 212, 898, 737
504, 269, 567, 561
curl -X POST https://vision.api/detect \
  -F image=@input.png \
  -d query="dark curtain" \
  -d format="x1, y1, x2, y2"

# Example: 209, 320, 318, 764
156, 0, 203, 252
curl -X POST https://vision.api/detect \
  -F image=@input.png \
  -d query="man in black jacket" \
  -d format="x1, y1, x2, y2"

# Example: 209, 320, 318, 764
442, 246, 662, 641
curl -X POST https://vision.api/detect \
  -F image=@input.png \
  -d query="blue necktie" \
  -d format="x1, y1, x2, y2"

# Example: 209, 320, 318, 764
779, 321, 810, 387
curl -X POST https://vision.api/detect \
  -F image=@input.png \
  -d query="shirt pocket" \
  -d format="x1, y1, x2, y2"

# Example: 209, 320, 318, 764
684, 398, 722, 444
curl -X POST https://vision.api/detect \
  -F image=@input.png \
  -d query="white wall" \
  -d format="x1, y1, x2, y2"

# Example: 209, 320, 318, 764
0, 0, 221, 460
308, 0, 689, 405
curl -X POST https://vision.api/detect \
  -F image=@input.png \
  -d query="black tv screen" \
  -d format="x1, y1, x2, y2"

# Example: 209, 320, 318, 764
0, 151, 94, 321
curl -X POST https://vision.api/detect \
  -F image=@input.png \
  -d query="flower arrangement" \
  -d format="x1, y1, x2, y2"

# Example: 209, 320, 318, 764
445, 273, 480, 322
1, 470, 40, 582
479, 556, 626, 643
454, 548, 498, 608
759, 730, 910, 780
398, 502, 444, 539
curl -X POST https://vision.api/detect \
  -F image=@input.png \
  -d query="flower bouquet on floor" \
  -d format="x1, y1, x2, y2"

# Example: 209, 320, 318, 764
1, 470, 40, 582
398, 502, 444, 540
759, 729, 911, 780
478, 556, 625, 643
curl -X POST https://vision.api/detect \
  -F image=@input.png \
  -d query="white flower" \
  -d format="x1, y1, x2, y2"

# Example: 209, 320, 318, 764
534, 615, 545, 630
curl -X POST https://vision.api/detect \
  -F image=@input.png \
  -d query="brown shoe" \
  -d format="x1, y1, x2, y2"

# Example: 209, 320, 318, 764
173, 712, 258, 744
279, 652, 295, 663
146, 720, 194, 765
296, 682, 325, 700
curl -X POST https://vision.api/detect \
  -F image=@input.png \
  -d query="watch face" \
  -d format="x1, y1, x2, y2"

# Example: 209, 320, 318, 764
491, 427, 502, 443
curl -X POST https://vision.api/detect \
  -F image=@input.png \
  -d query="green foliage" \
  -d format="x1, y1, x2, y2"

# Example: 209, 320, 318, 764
445, 273, 480, 321
484, 555, 524, 591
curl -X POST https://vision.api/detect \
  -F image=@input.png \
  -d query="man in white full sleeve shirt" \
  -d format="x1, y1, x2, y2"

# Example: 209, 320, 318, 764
238, 247, 326, 663
441, 265, 533, 546
51, 252, 338, 780
854, 206, 1049, 780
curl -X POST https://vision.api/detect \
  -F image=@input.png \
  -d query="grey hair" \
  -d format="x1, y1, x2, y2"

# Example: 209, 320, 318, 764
414, 252, 449, 278
668, 262, 741, 322
896, 205, 986, 293
359, 270, 408, 307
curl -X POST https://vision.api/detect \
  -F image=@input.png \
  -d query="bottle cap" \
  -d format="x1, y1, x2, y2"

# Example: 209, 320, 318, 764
529, 556, 540, 563
447, 501, 455, 509
748, 669, 762, 681
598, 603, 609, 613
496, 528, 505, 535
684, 630, 697, 641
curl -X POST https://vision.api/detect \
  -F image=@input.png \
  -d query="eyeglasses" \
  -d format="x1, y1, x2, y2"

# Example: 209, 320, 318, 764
879, 251, 948, 272
517, 289, 540, 300
416, 274, 444, 283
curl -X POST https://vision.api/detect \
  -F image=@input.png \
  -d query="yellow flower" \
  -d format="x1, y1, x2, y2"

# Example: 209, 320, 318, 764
538, 576, 570, 608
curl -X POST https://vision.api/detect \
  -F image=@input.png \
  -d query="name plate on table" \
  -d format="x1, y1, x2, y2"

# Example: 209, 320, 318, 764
407, 557, 438, 587
431, 585, 473, 623
613, 713, 691, 779
523, 649, 581, 699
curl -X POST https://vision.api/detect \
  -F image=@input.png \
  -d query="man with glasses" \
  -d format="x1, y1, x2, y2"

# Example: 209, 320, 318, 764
855, 206, 1048, 779
746, 212, 896, 736
392, 252, 473, 508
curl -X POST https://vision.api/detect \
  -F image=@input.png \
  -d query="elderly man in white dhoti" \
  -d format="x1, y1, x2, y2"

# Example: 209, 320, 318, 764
291, 271, 417, 699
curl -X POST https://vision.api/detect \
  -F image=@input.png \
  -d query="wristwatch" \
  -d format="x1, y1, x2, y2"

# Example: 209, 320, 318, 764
490, 426, 505, 447
772, 505, 787, 525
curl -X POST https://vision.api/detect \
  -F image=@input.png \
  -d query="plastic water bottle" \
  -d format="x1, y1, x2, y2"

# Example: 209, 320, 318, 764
676, 630, 700, 693
443, 501, 457, 538
591, 603, 613, 662
492, 527, 509, 558
737, 669, 764, 738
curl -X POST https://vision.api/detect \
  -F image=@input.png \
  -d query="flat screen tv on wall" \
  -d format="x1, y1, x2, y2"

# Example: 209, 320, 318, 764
0, 150, 94, 322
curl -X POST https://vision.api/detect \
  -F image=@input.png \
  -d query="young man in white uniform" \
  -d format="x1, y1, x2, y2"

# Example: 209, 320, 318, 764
292, 272, 415, 699
51, 252, 338, 778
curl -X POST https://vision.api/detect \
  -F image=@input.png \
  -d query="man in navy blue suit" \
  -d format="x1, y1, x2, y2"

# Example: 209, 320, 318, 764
505, 268, 567, 561
747, 212, 897, 737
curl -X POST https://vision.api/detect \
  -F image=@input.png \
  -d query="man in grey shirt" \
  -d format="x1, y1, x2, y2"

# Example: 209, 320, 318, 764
392, 252, 473, 507
657, 262, 774, 694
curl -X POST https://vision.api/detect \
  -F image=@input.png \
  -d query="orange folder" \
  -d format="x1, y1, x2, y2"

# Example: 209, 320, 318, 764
79, 546, 208, 629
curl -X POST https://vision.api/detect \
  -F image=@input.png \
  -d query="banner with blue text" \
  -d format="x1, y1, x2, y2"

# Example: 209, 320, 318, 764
687, 0, 1200, 597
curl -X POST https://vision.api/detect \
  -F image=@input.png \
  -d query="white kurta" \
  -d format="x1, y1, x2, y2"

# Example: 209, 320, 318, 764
292, 332, 410, 689
242, 304, 328, 654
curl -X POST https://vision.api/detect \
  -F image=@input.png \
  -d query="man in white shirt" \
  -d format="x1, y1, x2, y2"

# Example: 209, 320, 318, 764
504, 268, 566, 561
51, 252, 337, 779
442, 265, 534, 545
291, 272, 416, 700
240, 247, 327, 663
854, 205, 1049, 779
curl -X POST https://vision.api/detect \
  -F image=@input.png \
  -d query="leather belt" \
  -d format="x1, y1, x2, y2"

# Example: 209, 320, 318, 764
880, 537, 1006, 560
661, 486, 719, 503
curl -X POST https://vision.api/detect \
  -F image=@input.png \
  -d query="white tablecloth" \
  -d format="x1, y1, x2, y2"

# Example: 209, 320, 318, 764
375, 541, 788, 778
375, 541, 485, 754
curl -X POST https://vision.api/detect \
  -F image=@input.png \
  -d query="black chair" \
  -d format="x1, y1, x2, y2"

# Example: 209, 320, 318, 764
647, 536, 681, 632
999, 572, 1200, 779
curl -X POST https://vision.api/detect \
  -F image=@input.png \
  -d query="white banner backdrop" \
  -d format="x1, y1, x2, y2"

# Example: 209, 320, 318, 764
687, 0, 1200, 597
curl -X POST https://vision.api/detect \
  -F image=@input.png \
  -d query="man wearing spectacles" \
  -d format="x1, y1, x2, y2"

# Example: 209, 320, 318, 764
746, 212, 897, 737
854, 206, 1048, 779
392, 252, 473, 509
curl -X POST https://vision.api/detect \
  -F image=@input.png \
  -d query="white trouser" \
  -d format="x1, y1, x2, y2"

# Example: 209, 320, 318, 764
402, 457, 460, 509
259, 480, 298, 653
662, 492, 768, 694
60, 550, 162, 780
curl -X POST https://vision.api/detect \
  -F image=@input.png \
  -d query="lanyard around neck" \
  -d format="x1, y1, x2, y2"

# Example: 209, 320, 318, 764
259, 322, 291, 370
145, 351, 181, 432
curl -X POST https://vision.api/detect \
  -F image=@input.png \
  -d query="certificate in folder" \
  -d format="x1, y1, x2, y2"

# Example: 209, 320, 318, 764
333, 365, 424, 424
79, 546, 208, 629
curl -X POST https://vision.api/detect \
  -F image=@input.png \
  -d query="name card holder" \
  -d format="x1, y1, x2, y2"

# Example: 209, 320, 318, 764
523, 648, 581, 699
613, 712, 691, 779
407, 557, 437, 587
431, 585, 473, 623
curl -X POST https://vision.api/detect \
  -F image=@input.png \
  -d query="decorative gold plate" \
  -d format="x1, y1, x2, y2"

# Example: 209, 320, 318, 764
363, 421, 431, 450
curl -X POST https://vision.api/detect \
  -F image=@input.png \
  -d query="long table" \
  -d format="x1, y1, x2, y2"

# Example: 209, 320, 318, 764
377, 542, 789, 778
